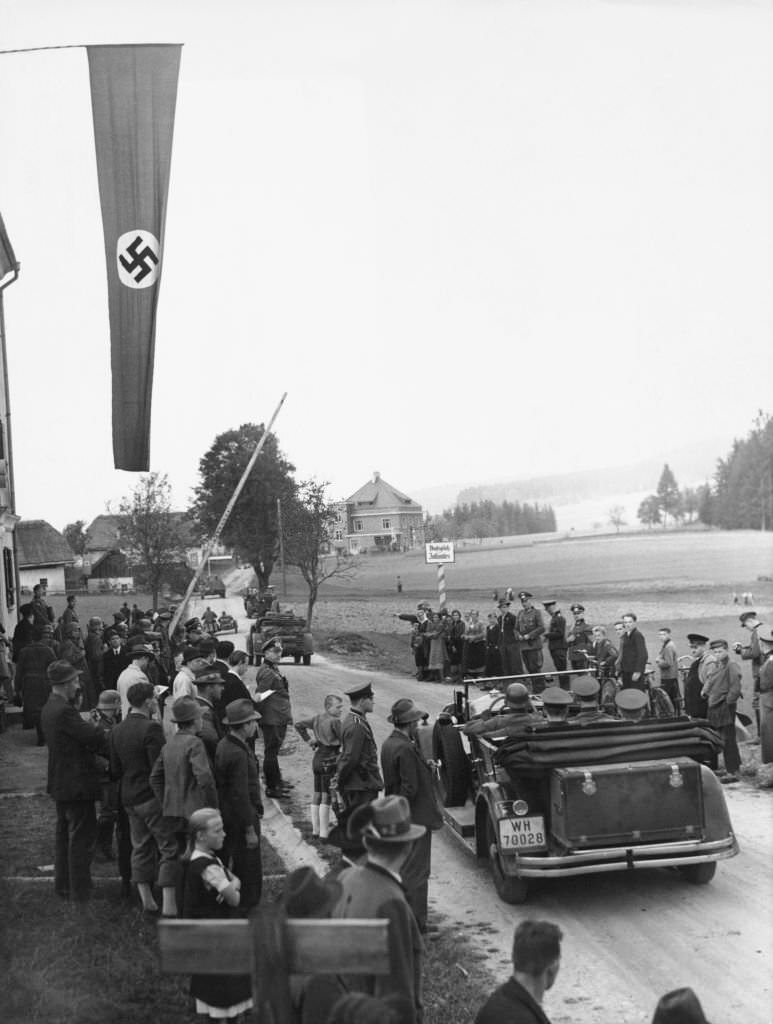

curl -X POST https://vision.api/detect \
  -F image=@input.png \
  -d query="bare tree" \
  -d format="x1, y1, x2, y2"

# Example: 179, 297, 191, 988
282, 479, 360, 627
608, 505, 626, 533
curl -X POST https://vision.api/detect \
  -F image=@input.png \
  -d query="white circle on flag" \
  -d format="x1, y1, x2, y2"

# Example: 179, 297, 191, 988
116, 229, 161, 289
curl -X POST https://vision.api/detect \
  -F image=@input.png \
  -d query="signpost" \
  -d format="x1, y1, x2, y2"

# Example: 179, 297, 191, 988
425, 541, 455, 610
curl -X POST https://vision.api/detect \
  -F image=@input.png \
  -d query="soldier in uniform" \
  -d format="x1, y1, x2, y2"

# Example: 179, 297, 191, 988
515, 591, 545, 687
567, 604, 593, 674
497, 600, 524, 678
543, 600, 568, 684
736, 610, 764, 740
335, 682, 383, 828
540, 686, 573, 724
614, 687, 649, 722
464, 682, 544, 737
683, 633, 714, 719
568, 675, 617, 725
255, 638, 293, 798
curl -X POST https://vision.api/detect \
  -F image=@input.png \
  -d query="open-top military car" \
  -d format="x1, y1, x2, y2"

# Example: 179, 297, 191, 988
426, 684, 739, 903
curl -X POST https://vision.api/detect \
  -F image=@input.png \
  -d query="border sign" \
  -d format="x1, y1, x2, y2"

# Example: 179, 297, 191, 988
425, 541, 455, 564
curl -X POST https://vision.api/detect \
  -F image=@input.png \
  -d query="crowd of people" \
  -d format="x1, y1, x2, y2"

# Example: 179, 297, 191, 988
1, 583, 753, 1022
398, 591, 773, 777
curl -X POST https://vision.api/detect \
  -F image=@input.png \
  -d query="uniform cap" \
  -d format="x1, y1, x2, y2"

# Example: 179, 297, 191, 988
709, 639, 728, 650
571, 675, 600, 698
261, 637, 282, 654
504, 682, 531, 707
345, 681, 374, 701
184, 618, 201, 631
195, 669, 225, 687
570, 604, 585, 614
182, 646, 206, 664
387, 698, 425, 725
615, 688, 648, 711
346, 795, 425, 844
541, 686, 573, 706
543, 600, 557, 609
518, 591, 533, 600
739, 611, 758, 624
686, 633, 710, 645
497, 599, 511, 608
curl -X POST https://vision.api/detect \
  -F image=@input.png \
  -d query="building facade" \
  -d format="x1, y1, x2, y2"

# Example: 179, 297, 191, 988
334, 472, 424, 555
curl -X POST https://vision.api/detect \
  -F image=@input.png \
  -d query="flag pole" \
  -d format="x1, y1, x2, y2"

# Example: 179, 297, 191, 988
168, 392, 288, 638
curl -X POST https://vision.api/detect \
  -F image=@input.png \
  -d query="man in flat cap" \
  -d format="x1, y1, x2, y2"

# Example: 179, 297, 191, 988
683, 634, 715, 719
542, 601, 569, 683
334, 682, 383, 840
515, 592, 545, 685
381, 698, 442, 933
701, 640, 743, 782
255, 639, 293, 799
736, 610, 765, 741
568, 676, 616, 725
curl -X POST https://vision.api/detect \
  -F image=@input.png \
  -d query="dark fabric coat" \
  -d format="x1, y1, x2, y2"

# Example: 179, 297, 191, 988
215, 733, 263, 830
337, 709, 383, 793
16, 641, 56, 728
474, 978, 552, 1024
254, 662, 292, 726
41, 692, 108, 802
102, 647, 128, 689
619, 627, 648, 675
381, 729, 442, 831
109, 711, 166, 807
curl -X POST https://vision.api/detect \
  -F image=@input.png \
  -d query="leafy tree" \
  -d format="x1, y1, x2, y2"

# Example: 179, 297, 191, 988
608, 505, 626, 533
656, 463, 681, 527
117, 473, 189, 607
697, 482, 715, 526
63, 520, 89, 556
637, 495, 662, 529
681, 487, 699, 524
190, 424, 296, 590
282, 480, 360, 627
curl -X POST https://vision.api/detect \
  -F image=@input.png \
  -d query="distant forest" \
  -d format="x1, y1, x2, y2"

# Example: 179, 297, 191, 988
635, 411, 773, 531
425, 499, 556, 541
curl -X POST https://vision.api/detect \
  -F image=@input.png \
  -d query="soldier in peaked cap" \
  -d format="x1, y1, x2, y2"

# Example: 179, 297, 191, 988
683, 633, 714, 719
381, 699, 442, 933
515, 591, 545, 683
736, 610, 765, 738
541, 685, 573, 723
333, 682, 383, 846
543, 600, 569, 683
615, 687, 649, 721
569, 675, 616, 726
254, 637, 293, 798
567, 605, 593, 675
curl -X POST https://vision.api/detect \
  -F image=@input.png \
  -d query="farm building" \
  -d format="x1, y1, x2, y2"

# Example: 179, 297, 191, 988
333, 472, 425, 554
16, 520, 75, 595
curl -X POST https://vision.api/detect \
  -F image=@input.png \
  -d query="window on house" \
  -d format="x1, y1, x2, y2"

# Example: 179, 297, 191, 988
334, 530, 342, 541
382, 519, 391, 530
354, 521, 363, 532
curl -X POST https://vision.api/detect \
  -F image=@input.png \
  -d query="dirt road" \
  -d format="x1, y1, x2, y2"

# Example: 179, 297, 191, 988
197, 598, 772, 1022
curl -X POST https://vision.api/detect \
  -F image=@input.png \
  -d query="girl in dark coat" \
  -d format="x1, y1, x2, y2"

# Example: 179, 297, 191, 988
181, 808, 253, 1021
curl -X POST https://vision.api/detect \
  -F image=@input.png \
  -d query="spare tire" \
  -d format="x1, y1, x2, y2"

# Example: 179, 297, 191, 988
434, 723, 471, 807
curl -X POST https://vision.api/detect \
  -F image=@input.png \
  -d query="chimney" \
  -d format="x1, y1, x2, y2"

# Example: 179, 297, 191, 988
373, 470, 380, 483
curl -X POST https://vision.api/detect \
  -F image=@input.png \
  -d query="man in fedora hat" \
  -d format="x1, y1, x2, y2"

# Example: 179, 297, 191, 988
40, 660, 109, 901
255, 638, 294, 798
116, 638, 156, 720
163, 645, 210, 739
215, 699, 264, 909
150, 696, 217, 838
334, 682, 383, 839
332, 795, 425, 1023
381, 698, 442, 934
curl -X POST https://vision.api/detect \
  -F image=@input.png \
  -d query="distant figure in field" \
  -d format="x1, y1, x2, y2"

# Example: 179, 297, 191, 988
396, 576, 402, 594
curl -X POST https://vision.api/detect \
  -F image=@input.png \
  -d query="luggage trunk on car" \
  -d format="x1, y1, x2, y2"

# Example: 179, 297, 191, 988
549, 758, 704, 849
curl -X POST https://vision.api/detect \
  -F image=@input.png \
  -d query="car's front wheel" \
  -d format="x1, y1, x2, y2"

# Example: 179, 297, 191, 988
485, 816, 529, 904
679, 862, 716, 885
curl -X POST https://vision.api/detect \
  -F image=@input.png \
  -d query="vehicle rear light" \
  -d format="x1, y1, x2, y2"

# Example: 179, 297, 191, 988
512, 800, 529, 816
581, 771, 597, 796
668, 764, 684, 789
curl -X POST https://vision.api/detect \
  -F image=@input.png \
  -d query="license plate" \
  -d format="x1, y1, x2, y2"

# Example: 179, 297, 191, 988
498, 815, 547, 851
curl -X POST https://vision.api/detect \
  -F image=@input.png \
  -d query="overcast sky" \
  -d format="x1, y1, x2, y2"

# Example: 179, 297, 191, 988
1, 0, 772, 530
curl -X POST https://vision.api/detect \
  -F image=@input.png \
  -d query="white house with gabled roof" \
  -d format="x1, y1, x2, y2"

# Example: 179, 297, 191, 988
334, 472, 424, 555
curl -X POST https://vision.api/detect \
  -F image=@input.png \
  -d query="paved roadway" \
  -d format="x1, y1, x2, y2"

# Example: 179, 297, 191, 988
195, 596, 773, 1024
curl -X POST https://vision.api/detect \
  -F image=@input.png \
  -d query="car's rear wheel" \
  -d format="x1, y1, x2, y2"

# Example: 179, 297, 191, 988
302, 654, 311, 666
293, 653, 301, 665
432, 724, 471, 807
679, 862, 716, 885
485, 815, 529, 905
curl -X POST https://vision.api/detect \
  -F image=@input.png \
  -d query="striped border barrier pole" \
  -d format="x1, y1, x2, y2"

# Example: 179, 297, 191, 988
437, 564, 446, 610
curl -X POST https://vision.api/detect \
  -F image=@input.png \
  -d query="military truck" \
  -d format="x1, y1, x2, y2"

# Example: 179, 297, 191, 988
426, 683, 739, 904
247, 611, 314, 666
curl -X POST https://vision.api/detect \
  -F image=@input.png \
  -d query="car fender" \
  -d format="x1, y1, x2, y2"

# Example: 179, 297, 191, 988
699, 763, 735, 842
474, 782, 511, 860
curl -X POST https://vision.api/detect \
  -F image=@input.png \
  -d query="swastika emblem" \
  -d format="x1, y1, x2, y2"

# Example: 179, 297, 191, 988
116, 230, 161, 289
